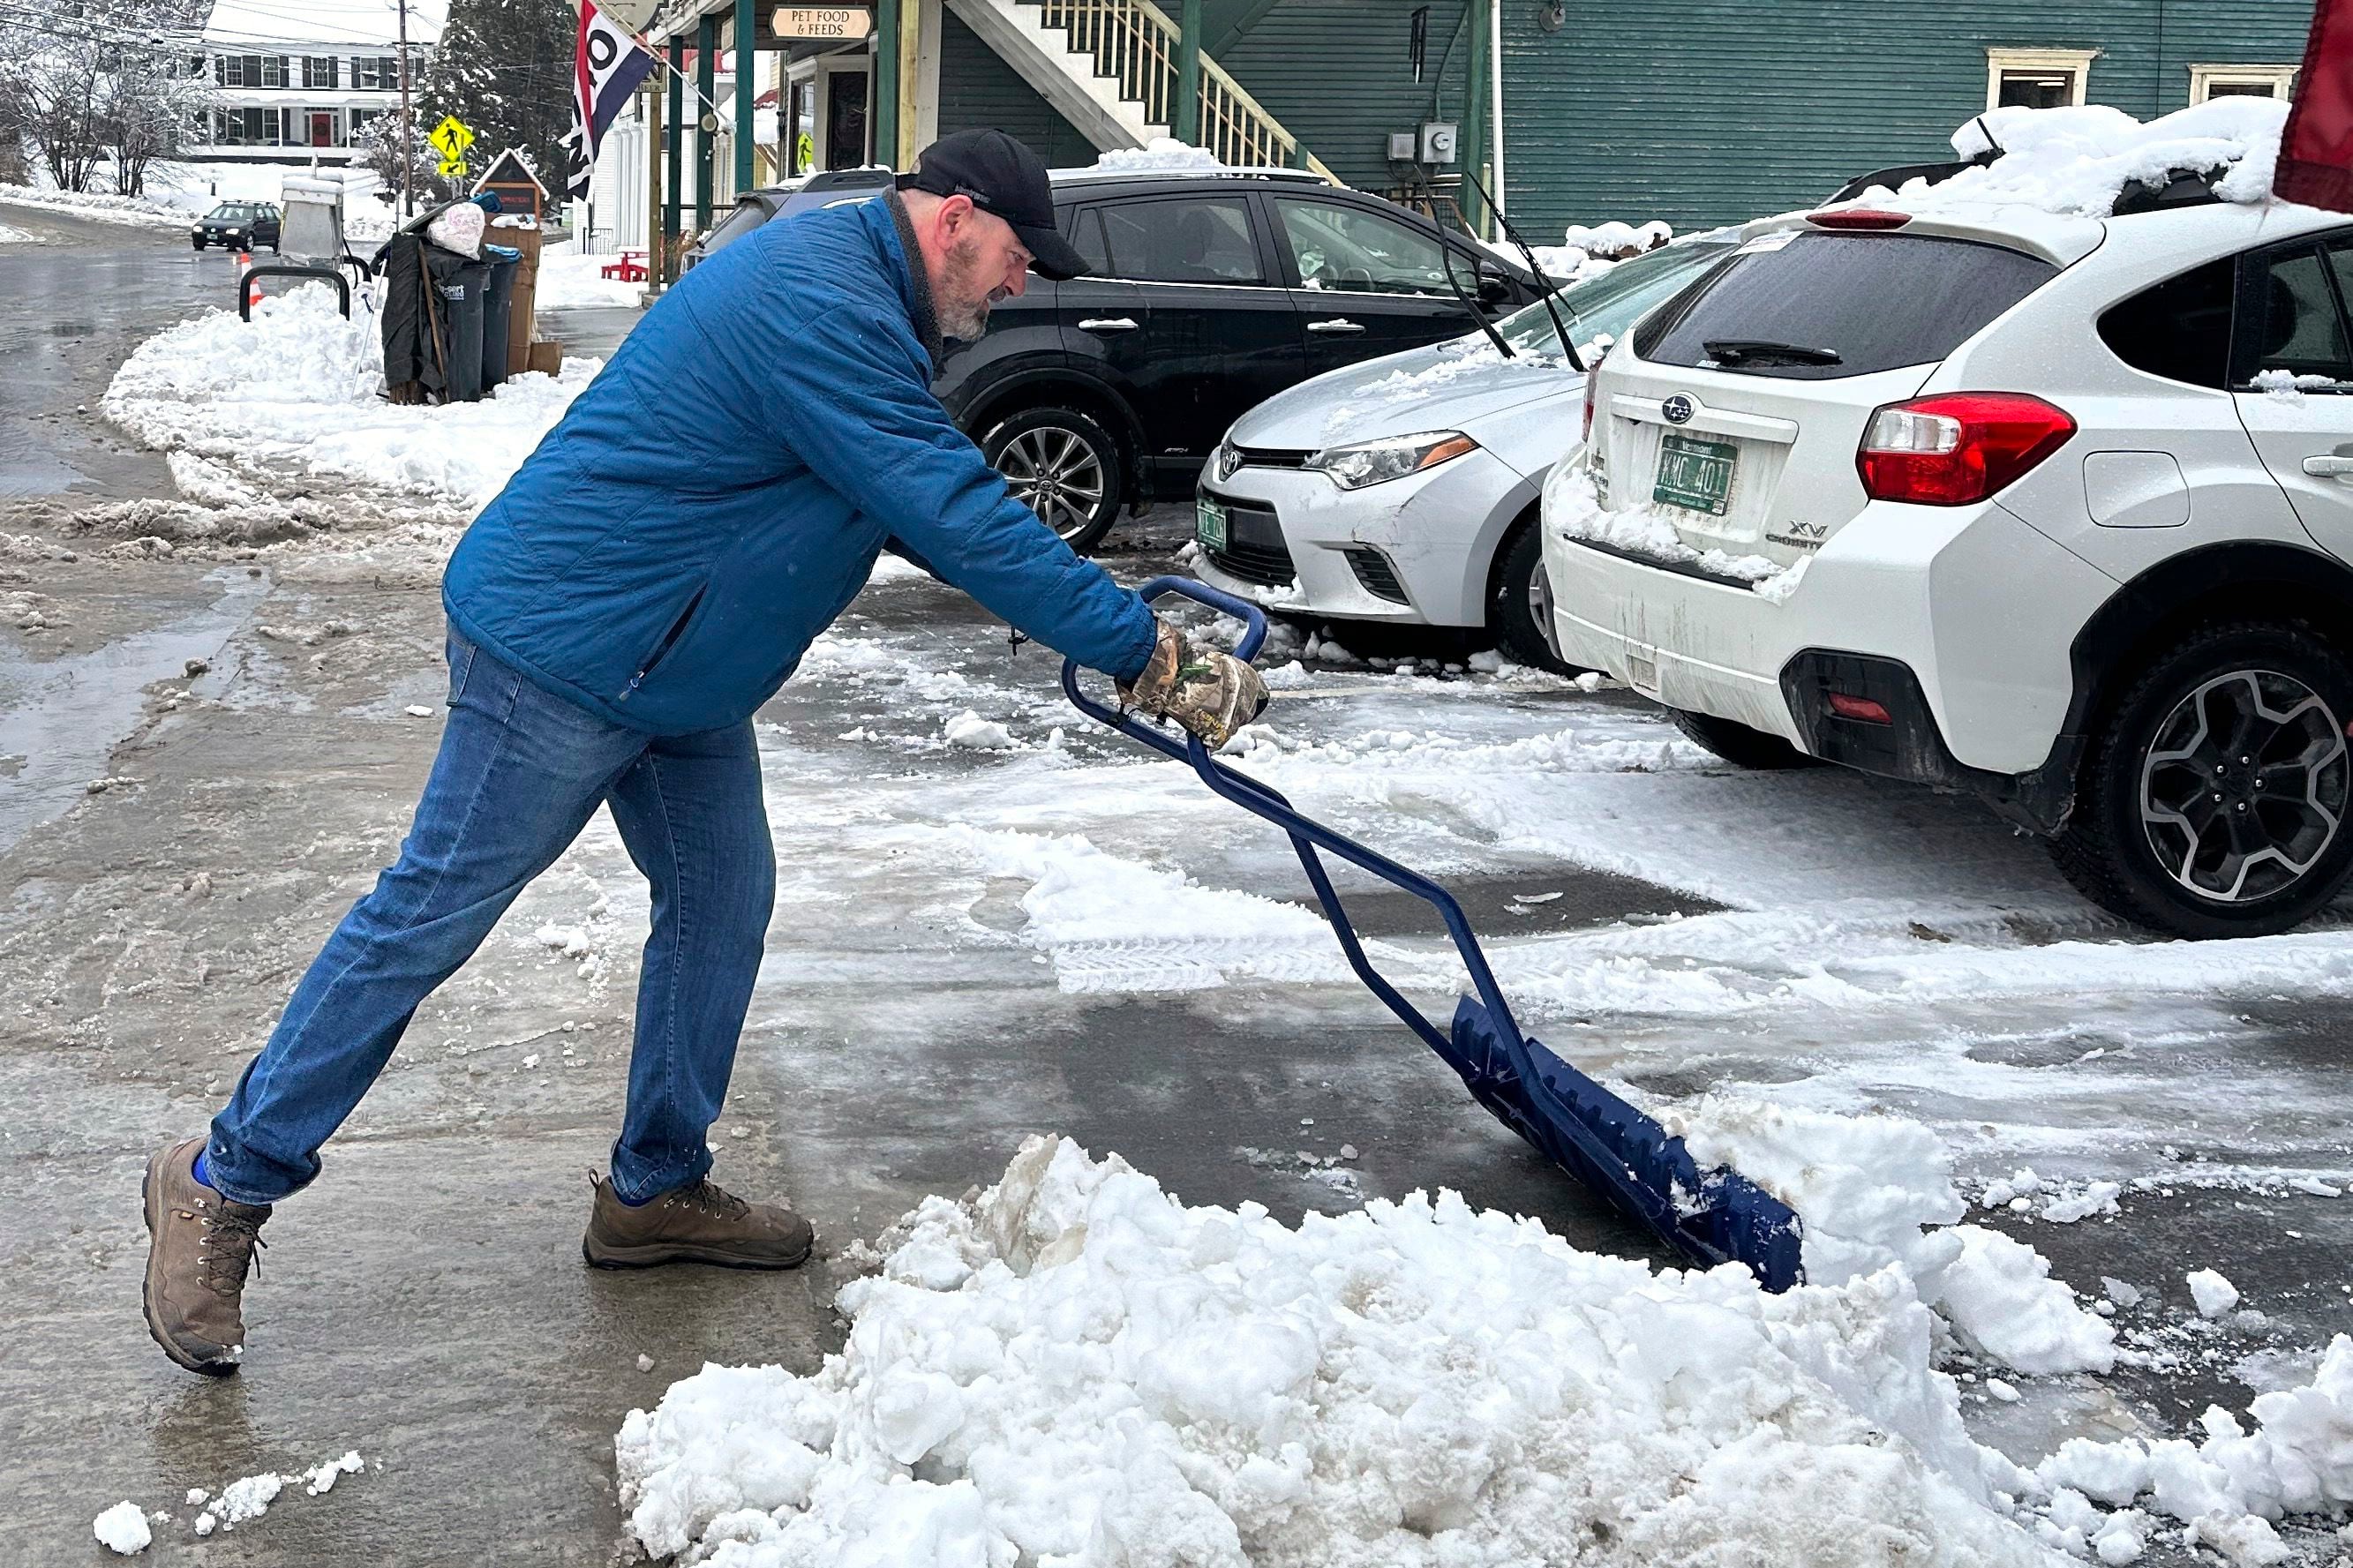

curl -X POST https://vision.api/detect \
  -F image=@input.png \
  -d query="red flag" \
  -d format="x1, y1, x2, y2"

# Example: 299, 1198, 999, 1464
2278, 0, 2353, 209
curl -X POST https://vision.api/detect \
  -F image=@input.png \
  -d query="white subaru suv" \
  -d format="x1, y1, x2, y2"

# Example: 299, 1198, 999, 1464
1542, 108, 2353, 938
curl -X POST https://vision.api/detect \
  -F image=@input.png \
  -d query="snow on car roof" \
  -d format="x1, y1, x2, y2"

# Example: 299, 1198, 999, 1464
1768, 98, 2294, 266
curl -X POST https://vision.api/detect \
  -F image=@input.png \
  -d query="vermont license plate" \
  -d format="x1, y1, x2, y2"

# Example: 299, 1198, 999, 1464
1653, 432, 1738, 516
1196, 495, 1229, 551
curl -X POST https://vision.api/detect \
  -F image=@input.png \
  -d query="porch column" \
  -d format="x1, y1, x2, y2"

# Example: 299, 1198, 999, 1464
1461, 0, 1490, 237
647, 76, 666, 294
873, 0, 900, 168
734, 0, 756, 192
897, 0, 921, 165
1174, 0, 1201, 144
665, 36, 685, 277
695, 12, 717, 229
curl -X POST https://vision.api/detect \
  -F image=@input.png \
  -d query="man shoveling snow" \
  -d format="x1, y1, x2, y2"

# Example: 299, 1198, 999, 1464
138, 130, 1268, 1377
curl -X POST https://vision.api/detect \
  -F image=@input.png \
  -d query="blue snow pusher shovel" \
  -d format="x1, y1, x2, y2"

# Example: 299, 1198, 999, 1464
1064, 578, 1804, 1293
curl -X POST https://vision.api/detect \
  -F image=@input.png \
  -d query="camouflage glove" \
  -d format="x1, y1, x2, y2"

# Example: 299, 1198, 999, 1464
1117, 620, 1270, 748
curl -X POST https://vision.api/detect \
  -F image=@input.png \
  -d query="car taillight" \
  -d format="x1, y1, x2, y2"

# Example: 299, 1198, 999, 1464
1807, 208, 1912, 230
1855, 392, 2076, 506
1582, 373, 1599, 443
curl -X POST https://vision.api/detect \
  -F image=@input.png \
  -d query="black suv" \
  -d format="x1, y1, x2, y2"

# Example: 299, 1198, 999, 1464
191, 202, 281, 252
703, 169, 1543, 551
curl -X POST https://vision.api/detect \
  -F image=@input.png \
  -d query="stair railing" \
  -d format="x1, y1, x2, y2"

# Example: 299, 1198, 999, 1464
1027, 0, 1340, 180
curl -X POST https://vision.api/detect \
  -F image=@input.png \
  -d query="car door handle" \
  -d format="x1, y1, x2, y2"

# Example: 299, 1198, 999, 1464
1307, 319, 1366, 334
2304, 454, 2353, 477
1078, 318, 1138, 333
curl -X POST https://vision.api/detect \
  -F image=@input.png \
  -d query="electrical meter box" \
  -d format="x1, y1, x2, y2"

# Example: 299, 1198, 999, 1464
1419, 121, 1458, 164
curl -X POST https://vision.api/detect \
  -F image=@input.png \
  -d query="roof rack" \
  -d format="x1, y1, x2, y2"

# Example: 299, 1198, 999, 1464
1048, 166, 1331, 186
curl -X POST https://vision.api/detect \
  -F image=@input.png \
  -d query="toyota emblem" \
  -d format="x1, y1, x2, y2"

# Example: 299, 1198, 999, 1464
1662, 394, 1695, 424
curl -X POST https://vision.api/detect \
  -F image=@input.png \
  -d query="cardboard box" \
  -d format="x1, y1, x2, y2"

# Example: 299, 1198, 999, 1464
527, 341, 562, 377
494, 221, 543, 378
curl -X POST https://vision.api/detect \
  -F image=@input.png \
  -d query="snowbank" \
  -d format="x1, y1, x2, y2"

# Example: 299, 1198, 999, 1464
0, 183, 186, 229
617, 1137, 2056, 1568
1860, 98, 2288, 220
102, 283, 597, 512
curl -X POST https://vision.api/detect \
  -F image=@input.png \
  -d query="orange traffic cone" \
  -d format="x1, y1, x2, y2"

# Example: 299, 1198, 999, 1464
238, 251, 261, 311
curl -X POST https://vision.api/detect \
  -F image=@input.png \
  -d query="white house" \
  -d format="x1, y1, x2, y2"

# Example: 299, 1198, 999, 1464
184, 0, 446, 163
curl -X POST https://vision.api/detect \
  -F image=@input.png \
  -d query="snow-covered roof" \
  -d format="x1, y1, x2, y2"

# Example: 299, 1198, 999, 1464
202, 0, 446, 50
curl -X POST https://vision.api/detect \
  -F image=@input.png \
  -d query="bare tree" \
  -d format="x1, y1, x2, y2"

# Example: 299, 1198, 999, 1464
0, 0, 213, 193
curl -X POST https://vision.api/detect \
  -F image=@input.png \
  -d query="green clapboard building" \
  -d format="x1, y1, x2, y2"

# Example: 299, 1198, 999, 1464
641, 0, 2313, 266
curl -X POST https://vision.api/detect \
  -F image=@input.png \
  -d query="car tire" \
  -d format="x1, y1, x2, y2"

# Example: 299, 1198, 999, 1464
1487, 519, 1577, 675
1667, 708, 1823, 769
982, 406, 1123, 555
191, 239, 205, 251
2048, 620, 2353, 939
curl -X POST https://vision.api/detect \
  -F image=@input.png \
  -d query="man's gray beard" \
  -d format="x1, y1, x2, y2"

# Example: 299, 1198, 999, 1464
941, 299, 990, 341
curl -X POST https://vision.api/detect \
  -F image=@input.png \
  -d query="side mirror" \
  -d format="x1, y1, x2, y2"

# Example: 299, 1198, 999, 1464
1476, 261, 1512, 307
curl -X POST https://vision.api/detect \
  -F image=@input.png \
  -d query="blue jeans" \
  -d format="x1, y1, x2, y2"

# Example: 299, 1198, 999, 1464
205, 627, 776, 1206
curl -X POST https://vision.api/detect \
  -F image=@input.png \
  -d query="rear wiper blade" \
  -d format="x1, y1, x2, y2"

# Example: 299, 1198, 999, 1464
1703, 338, 1842, 366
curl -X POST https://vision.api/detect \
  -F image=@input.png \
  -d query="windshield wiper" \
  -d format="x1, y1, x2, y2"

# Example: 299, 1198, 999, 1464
1465, 169, 1583, 373
1703, 338, 1842, 367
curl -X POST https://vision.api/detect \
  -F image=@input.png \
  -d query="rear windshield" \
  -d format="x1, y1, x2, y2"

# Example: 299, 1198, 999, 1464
1632, 231, 2057, 379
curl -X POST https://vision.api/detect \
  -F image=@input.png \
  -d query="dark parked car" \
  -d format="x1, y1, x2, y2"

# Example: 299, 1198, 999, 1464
699, 168, 1544, 551
190, 201, 281, 252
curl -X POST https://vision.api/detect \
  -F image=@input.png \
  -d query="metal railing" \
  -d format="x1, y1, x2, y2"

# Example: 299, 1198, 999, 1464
1026, 0, 1339, 181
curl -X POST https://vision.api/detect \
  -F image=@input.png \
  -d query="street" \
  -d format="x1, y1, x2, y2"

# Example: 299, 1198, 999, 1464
4, 206, 2353, 1564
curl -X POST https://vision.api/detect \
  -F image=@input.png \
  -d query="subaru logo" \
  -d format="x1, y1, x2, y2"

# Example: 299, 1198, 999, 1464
1662, 394, 1695, 425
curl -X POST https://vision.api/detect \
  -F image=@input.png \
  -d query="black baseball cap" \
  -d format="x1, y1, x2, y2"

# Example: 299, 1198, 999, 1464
898, 129, 1091, 280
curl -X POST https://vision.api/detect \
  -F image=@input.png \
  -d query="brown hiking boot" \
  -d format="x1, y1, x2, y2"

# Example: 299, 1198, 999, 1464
583, 1174, 813, 1271
141, 1137, 270, 1376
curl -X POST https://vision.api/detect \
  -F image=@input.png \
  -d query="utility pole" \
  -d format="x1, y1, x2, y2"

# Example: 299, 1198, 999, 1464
397, 0, 413, 216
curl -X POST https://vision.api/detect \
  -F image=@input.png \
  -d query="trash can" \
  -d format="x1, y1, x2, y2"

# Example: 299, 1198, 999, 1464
479, 253, 519, 393
441, 259, 492, 404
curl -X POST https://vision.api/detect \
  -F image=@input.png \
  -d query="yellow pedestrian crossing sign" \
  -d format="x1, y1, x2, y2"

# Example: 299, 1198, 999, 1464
428, 114, 475, 176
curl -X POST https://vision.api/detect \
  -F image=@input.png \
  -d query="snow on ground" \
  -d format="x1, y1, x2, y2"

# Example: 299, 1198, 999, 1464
101, 281, 596, 517
0, 222, 41, 244
617, 1136, 2057, 1568
0, 182, 187, 229
532, 249, 650, 310
101, 1452, 363, 1548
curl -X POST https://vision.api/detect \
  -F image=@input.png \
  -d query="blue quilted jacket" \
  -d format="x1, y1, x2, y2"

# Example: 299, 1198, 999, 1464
442, 197, 1157, 735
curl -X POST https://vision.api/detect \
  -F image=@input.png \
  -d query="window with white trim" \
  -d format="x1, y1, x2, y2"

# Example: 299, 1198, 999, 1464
1985, 48, 2098, 111
2189, 64, 2299, 102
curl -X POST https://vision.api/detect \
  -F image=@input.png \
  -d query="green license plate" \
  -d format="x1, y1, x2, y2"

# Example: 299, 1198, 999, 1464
1196, 495, 1229, 551
1653, 431, 1738, 516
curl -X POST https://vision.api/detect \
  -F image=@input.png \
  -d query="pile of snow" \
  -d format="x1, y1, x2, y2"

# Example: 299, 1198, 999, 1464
943, 709, 1017, 750
2035, 1338, 2353, 1561
0, 223, 41, 244
102, 283, 597, 511
1858, 99, 2287, 221
1083, 138, 1226, 175
92, 1501, 150, 1555
617, 1136, 2056, 1568
1509, 218, 1675, 283
1671, 1097, 2116, 1377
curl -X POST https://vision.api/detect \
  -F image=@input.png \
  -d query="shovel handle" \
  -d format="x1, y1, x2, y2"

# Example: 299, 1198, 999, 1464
1061, 578, 1531, 1073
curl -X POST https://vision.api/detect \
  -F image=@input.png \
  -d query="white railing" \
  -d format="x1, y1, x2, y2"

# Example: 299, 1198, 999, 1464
1026, 0, 1339, 180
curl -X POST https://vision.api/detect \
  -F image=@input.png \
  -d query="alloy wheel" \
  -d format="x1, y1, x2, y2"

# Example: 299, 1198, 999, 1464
2139, 668, 2349, 903
997, 424, 1106, 542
